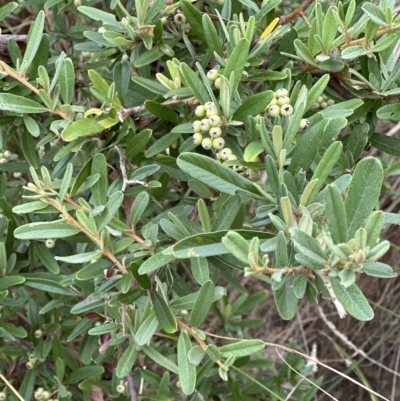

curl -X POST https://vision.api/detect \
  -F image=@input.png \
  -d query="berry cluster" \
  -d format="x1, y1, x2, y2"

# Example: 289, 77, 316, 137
311, 94, 335, 109
207, 68, 221, 89
33, 387, 71, 401
116, 379, 127, 394
265, 88, 294, 117
0, 149, 23, 179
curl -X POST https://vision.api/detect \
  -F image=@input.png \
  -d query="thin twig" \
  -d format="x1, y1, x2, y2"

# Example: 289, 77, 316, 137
0, 372, 25, 401
126, 371, 138, 401
278, 0, 315, 26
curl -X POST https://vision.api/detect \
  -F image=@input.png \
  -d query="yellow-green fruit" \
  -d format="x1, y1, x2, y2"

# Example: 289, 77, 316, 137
201, 138, 213, 150
161, 16, 169, 25
3, 150, 12, 158
233, 165, 244, 171
220, 148, 233, 160
174, 13, 186, 25
214, 77, 221, 89
41, 391, 51, 400
116, 384, 126, 394
200, 119, 211, 132
280, 104, 294, 116
13, 172, 22, 178
320, 101, 328, 109
34, 329, 43, 338
192, 133, 203, 145
212, 137, 225, 150
277, 96, 290, 106
209, 127, 222, 138
327, 99, 335, 106
26, 361, 34, 369
0, 158, 7, 164
268, 105, 280, 117
45, 239, 56, 249
34, 388, 44, 399
244, 168, 258, 181
206, 108, 219, 118
275, 88, 289, 98
216, 0, 225, 5
0, 392, 6, 401
227, 154, 238, 161
207, 69, 219, 81
204, 101, 216, 111
192, 120, 202, 133
299, 119, 310, 129
194, 105, 206, 117
209, 115, 222, 127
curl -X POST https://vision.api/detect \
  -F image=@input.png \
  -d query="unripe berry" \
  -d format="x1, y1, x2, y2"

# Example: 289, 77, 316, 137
317, 96, 324, 103
0, 158, 7, 164
220, 148, 233, 160
66, 391, 72, 399
98, 26, 107, 33
41, 391, 51, 400
74, 0, 82, 5
206, 108, 219, 118
116, 384, 126, 394
327, 99, 335, 106
13, 172, 22, 178
204, 101, 215, 111
194, 105, 206, 117
275, 88, 289, 98
209, 127, 222, 138
161, 16, 169, 25
216, 0, 225, 5
233, 165, 244, 171
3, 150, 12, 158
244, 168, 258, 181
29, 354, 37, 363
320, 101, 328, 109
174, 13, 186, 25
45, 239, 55, 249
0, 392, 6, 401
214, 77, 221, 89
212, 138, 225, 150
192, 133, 203, 145
268, 105, 280, 117
227, 154, 238, 161
121, 53, 129, 62
34, 329, 43, 339
192, 120, 202, 133
200, 119, 211, 132
280, 104, 294, 116
26, 361, 34, 369
209, 115, 222, 127
299, 119, 310, 129
121, 17, 130, 26
201, 138, 213, 150
207, 69, 219, 81
277, 96, 290, 106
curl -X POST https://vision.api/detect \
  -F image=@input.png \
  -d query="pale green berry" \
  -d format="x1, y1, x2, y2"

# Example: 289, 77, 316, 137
311, 102, 319, 109
200, 119, 211, 132
209, 127, 222, 138
233, 165, 244, 171
66, 391, 72, 399
244, 168, 258, 181
227, 154, 238, 161
41, 391, 51, 400
13, 172, 22, 178
98, 26, 107, 33
207, 69, 219, 81
201, 138, 213, 150
192, 120, 202, 133
192, 133, 203, 145
28, 354, 37, 363
204, 101, 215, 111
320, 101, 328, 109
322, 94, 329, 101
45, 239, 55, 249
327, 99, 335, 106
280, 104, 294, 116
174, 13, 186, 25
34, 388, 44, 399
299, 119, 310, 129
254, 114, 261, 122
206, 108, 219, 118
117, 384, 126, 394
212, 137, 225, 150
0, 152, 3, 158
209, 115, 222, 127
74, 0, 82, 5
220, 148, 233, 160
214, 77, 221, 89
277, 96, 290, 106
3, 150, 12, 158
317, 96, 324, 103
121, 17, 130, 26
121, 53, 129, 62
34, 329, 43, 338
275, 88, 289, 98
268, 105, 280, 117
0, 158, 7, 164
216, 0, 225, 5
194, 105, 206, 117
26, 361, 34, 369
0, 392, 6, 401
161, 16, 169, 25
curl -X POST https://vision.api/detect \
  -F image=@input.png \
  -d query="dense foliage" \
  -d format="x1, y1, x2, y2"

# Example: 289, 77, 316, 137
0, 0, 400, 399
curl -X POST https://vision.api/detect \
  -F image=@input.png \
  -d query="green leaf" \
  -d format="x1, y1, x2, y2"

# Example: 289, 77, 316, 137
178, 332, 196, 395
33, 243, 60, 274
12, 201, 48, 214
88, 322, 119, 335
23, 114, 40, 137
191, 280, 215, 327
145, 130, 182, 158
91, 153, 108, 207
22, 130, 40, 168
14, 221, 80, 240
221, 231, 249, 264
370, 132, 400, 156
202, 14, 223, 57
78, 6, 117, 25
323, 185, 347, 244
70, 294, 105, 314
177, 153, 260, 198
305, 75, 330, 112
190, 257, 209, 285
138, 250, 175, 274
362, 3, 388, 26
145, 100, 179, 124
344, 157, 383, 239
64, 366, 105, 384
376, 103, 400, 122
223, 38, 250, 90
293, 39, 316, 65
212, 195, 241, 231
275, 231, 288, 268
291, 229, 327, 268
130, 191, 150, 225
59, 163, 73, 203
180, 63, 210, 105
0, 275, 25, 291
142, 345, 179, 374
116, 344, 137, 378
307, 141, 343, 204
220, 339, 264, 358
341, 45, 367, 60
232, 91, 274, 121
347, 123, 369, 160
274, 278, 299, 320
322, 7, 338, 52
136, 313, 158, 345
180, 0, 207, 43
150, 291, 177, 333
22, 11, 45, 72
0, 3, 18, 22
126, 129, 152, 159
55, 251, 100, 264
61, 119, 104, 142
330, 277, 374, 321
360, 262, 395, 278
187, 345, 205, 366
97, 191, 124, 231
58, 58, 75, 104
0, 94, 47, 114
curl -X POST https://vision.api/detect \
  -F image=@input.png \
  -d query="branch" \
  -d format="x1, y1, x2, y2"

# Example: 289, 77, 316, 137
126, 371, 138, 401
278, 0, 315, 26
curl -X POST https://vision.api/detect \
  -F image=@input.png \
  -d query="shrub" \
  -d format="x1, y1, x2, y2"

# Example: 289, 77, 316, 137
0, 0, 399, 399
